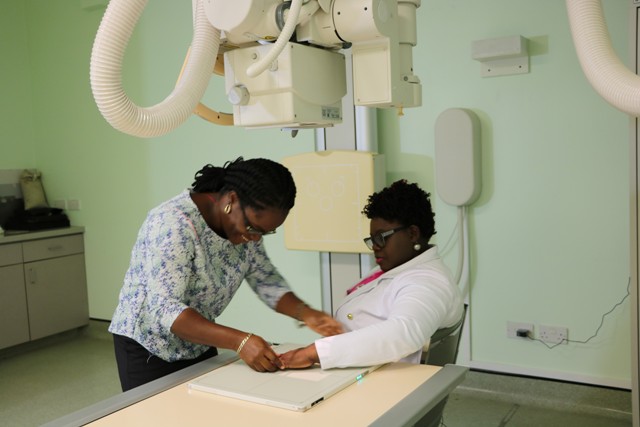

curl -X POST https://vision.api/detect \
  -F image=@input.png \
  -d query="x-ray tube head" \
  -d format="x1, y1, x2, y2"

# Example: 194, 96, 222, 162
89, 0, 424, 137
224, 42, 346, 129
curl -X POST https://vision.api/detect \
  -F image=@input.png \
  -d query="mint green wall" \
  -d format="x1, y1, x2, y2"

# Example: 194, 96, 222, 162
2, 0, 631, 386
0, 1, 36, 167
379, 0, 630, 387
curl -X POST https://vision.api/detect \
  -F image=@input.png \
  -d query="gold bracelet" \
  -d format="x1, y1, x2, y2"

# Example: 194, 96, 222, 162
236, 333, 252, 354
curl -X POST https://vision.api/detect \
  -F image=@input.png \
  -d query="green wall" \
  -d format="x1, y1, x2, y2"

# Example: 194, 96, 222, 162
0, 0, 631, 386
385, 0, 630, 387
0, 1, 36, 167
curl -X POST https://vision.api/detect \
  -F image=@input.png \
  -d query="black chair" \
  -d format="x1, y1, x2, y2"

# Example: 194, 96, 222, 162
421, 304, 468, 366
416, 304, 468, 427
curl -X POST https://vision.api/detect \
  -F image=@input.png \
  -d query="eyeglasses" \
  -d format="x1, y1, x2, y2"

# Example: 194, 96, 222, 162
363, 226, 407, 250
241, 207, 276, 236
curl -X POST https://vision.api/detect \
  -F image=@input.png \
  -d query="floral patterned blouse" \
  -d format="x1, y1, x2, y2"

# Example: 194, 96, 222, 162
108, 190, 291, 362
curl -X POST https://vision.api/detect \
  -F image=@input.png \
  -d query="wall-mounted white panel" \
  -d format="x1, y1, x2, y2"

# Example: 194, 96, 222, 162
434, 108, 481, 206
282, 150, 384, 253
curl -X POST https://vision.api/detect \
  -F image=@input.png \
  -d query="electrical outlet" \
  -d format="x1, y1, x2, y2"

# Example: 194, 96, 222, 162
538, 325, 568, 345
506, 321, 533, 339
68, 199, 81, 211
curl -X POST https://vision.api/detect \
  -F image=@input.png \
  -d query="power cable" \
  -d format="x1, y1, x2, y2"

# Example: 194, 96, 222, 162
527, 277, 630, 349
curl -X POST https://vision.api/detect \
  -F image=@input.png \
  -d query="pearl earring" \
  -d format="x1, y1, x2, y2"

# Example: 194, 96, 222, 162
224, 204, 231, 214
413, 243, 421, 251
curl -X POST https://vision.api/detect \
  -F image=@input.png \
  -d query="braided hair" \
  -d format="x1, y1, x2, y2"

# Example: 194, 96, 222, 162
362, 179, 436, 241
192, 157, 296, 211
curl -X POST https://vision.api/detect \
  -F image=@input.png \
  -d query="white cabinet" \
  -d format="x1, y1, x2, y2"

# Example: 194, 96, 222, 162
0, 243, 30, 349
0, 228, 89, 349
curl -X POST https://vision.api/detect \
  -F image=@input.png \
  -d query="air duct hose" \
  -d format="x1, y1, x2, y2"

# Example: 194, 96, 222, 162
246, 0, 303, 78
567, 0, 640, 117
89, 0, 220, 137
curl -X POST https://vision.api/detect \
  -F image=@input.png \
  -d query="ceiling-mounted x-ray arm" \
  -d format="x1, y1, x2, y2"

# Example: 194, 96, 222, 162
91, 0, 422, 136
567, 0, 640, 117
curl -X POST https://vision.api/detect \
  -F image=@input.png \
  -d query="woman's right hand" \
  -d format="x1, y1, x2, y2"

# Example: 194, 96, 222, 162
170, 309, 282, 372
237, 333, 283, 372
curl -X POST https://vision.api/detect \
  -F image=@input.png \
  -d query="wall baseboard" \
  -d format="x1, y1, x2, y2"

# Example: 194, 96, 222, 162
466, 359, 631, 390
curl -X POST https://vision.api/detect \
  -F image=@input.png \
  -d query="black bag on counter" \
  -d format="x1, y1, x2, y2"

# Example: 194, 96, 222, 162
4, 207, 70, 231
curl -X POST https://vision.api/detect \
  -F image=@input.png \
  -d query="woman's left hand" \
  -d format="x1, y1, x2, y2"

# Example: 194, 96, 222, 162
301, 308, 344, 336
279, 344, 319, 369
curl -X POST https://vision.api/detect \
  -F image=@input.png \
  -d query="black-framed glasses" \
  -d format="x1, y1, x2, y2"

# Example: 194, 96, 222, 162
363, 226, 407, 250
241, 207, 276, 236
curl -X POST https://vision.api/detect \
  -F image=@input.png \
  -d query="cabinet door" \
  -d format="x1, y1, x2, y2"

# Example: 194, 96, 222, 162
0, 264, 30, 349
24, 254, 89, 340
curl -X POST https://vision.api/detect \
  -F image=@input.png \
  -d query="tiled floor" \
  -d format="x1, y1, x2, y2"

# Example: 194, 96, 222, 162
0, 320, 120, 426
0, 320, 633, 426
442, 371, 632, 427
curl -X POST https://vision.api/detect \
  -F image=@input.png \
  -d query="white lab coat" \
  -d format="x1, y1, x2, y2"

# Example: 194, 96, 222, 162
315, 246, 463, 369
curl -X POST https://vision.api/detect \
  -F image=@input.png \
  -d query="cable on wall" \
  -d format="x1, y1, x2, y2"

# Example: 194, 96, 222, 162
526, 278, 631, 350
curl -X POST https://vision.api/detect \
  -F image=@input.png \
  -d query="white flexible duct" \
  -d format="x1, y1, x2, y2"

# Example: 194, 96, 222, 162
246, 0, 303, 78
454, 206, 469, 295
566, 0, 640, 117
90, 0, 220, 137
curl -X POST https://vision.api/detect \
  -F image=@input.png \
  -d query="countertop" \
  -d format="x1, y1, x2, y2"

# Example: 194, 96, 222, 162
0, 226, 85, 245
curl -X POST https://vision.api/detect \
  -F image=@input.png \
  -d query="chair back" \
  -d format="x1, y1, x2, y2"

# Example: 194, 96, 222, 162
414, 305, 468, 427
421, 304, 467, 366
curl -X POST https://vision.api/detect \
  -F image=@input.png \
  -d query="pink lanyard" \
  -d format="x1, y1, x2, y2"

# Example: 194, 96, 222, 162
346, 270, 384, 295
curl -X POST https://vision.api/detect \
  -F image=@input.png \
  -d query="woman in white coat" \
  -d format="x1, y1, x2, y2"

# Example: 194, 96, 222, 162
279, 180, 464, 369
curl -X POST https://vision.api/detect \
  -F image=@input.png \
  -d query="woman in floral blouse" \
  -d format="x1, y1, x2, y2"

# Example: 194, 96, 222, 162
109, 157, 342, 391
